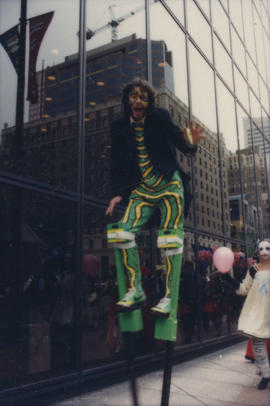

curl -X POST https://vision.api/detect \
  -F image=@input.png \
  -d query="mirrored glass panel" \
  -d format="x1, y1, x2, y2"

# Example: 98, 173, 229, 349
242, 0, 256, 62
229, 0, 244, 41
195, 0, 210, 18
261, 2, 270, 37
263, 29, 270, 85
164, 0, 184, 24
237, 104, 258, 246
253, 6, 267, 83
186, 0, 212, 62
85, 0, 146, 201
248, 93, 268, 240
259, 77, 269, 113
150, 1, 188, 105
197, 235, 234, 340
247, 55, 259, 98
189, 44, 216, 133
177, 231, 199, 346
216, 79, 238, 240
231, 27, 246, 77
214, 35, 233, 90
0, 184, 76, 388
230, 244, 247, 334
194, 138, 222, 236
219, 0, 228, 13
150, 3, 194, 226
0, 0, 79, 192
211, 0, 230, 51
234, 67, 249, 112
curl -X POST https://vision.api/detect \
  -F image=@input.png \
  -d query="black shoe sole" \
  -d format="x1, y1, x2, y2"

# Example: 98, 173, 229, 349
116, 301, 146, 313
150, 309, 170, 318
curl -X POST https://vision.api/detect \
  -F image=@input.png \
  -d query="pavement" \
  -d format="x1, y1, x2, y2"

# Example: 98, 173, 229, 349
41, 340, 270, 406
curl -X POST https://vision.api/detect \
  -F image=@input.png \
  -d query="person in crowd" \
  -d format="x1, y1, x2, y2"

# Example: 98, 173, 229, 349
222, 239, 270, 390
106, 77, 205, 316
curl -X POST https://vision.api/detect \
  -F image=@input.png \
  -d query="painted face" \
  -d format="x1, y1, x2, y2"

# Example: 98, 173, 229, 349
128, 86, 149, 121
258, 240, 270, 260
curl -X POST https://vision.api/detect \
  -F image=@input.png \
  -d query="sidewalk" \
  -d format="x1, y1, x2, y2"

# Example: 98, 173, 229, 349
39, 341, 270, 406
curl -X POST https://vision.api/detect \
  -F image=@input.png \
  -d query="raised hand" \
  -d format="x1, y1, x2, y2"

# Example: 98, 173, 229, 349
184, 120, 205, 146
106, 195, 123, 216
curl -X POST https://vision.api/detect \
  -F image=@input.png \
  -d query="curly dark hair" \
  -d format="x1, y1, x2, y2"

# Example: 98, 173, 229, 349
121, 77, 156, 116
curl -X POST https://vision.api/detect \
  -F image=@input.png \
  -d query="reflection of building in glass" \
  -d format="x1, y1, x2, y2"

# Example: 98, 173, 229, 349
28, 69, 46, 122
28, 34, 174, 120
243, 117, 270, 154
229, 195, 257, 246
1, 33, 232, 272
0, 35, 229, 245
228, 146, 269, 238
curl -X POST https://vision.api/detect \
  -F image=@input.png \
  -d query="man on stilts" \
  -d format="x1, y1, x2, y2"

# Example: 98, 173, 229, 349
106, 77, 205, 326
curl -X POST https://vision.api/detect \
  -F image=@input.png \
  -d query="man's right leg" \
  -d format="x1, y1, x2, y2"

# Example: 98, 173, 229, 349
107, 221, 146, 311
107, 197, 154, 311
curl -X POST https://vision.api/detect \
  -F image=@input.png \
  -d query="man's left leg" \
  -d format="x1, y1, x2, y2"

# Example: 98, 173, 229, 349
151, 176, 184, 318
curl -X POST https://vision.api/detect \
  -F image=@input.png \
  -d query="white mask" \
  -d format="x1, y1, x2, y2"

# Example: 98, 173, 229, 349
258, 240, 270, 259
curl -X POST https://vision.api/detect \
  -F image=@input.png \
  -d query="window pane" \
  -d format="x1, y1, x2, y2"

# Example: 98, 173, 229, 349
198, 234, 233, 340
237, 104, 259, 245
253, 6, 267, 83
189, 44, 216, 133
214, 35, 233, 90
247, 55, 259, 98
234, 67, 249, 112
195, 0, 210, 18
211, 0, 230, 51
164, 0, 184, 24
231, 27, 246, 77
86, 0, 146, 109
229, 0, 244, 40
186, 0, 212, 62
216, 80, 238, 239
0, 185, 76, 387
260, 78, 270, 113
150, 1, 188, 105
242, 0, 256, 62
0, 0, 79, 192
85, 0, 146, 200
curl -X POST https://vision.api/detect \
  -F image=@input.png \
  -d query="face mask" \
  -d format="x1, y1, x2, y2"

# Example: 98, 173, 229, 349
258, 240, 270, 259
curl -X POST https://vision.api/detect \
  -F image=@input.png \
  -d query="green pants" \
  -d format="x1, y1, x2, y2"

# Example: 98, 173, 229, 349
119, 170, 184, 297
108, 171, 185, 339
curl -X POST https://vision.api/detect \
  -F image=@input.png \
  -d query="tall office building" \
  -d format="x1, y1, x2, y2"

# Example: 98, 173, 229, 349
243, 116, 270, 154
29, 34, 174, 121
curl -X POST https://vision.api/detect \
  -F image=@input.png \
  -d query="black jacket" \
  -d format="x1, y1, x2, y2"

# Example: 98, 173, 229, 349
110, 108, 197, 218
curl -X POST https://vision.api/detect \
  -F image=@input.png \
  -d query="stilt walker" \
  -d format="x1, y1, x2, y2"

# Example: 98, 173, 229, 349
106, 78, 205, 406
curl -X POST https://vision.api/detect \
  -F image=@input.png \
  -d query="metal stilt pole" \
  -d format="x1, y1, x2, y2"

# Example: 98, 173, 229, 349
125, 332, 140, 406
161, 341, 174, 406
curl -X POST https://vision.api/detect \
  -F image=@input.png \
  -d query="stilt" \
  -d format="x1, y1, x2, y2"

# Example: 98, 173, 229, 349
125, 332, 140, 406
161, 341, 174, 406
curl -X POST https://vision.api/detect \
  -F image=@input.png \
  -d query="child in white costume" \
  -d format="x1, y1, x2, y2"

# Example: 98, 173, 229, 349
223, 239, 270, 390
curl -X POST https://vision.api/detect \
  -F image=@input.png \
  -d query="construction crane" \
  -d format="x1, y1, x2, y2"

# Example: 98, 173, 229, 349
85, 1, 157, 41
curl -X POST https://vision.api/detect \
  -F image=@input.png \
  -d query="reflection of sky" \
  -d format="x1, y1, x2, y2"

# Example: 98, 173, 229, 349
0, 0, 269, 154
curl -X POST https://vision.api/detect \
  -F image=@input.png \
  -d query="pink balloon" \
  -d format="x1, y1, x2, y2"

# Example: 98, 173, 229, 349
213, 247, 234, 273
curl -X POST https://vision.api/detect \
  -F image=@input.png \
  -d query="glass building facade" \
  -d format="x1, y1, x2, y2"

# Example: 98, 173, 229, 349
0, 0, 269, 402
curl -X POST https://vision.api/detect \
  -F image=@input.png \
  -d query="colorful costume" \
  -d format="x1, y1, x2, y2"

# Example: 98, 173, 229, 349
235, 267, 270, 380
107, 108, 196, 333
223, 257, 270, 388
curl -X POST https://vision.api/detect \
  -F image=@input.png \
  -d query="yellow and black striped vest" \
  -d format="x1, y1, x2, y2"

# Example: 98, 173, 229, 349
133, 122, 166, 189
